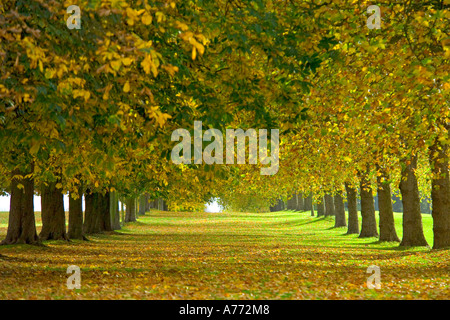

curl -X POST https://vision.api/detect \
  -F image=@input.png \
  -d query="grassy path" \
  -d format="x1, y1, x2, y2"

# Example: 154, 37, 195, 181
0, 210, 448, 299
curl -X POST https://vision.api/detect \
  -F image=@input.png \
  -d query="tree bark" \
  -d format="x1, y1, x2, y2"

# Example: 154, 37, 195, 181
399, 155, 429, 247
376, 173, 400, 242
68, 189, 84, 240
287, 195, 296, 210
324, 194, 335, 216
84, 191, 112, 234
316, 196, 325, 217
345, 183, 359, 234
304, 194, 312, 211
310, 194, 314, 216
39, 181, 68, 241
359, 175, 378, 238
138, 195, 146, 215
111, 191, 121, 230
145, 194, 151, 212
429, 127, 450, 249
1, 167, 39, 245
334, 191, 347, 227
121, 200, 125, 225
125, 197, 137, 222
296, 193, 304, 211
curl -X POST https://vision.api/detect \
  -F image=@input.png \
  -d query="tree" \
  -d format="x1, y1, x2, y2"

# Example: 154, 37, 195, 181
429, 122, 450, 249
399, 155, 428, 247
359, 174, 378, 238
84, 191, 112, 235
125, 197, 137, 222
345, 183, 359, 234
110, 191, 121, 231
1, 166, 39, 245
324, 194, 335, 217
376, 171, 400, 242
68, 189, 84, 240
39, 180, 67, 241
334, 190, 346, 228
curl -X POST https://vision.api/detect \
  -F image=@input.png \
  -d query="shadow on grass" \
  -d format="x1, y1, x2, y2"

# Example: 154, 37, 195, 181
326, 225, 347, 230
343, 238, 431, 252
337, 232, 360, 236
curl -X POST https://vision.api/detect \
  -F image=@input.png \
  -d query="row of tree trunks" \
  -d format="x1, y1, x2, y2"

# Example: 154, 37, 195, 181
269, 199, 285, 212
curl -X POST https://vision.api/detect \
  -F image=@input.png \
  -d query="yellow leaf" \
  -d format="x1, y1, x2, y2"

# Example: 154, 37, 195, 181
192, 46, 197, 60
122, 57, 133, 66
195, 42, 205, 55
141, 13, 152, 25
176, 21, 189, 31
30, 142, 40, 155
110, 60, 122, 71
123, 81, 130, 93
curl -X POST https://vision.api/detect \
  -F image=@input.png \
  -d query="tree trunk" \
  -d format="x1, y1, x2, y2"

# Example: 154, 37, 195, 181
125, 197, 137, 222
359, 175, 378, 238
324, 194, 335, 216
39, 181, 68, 241
157, 198, 162, 211
296, 193, 304, 211
399, 155, 428, 247
145, 194, 151, 212
84, 191, 112, 234
377, 173, 400, 242
310, 196, 314, 216
138, 195, 146, 215
121, 200, 125, 225
111, 191, 121, 230
316, 196, 325, 216
68, 189, 84, 240
429, 127, 450, 249
304, 194, 312, 211
334, 191, 346, 227
1, 167, 39, 245
287, 195, 296, 210
345, 183, 359, 234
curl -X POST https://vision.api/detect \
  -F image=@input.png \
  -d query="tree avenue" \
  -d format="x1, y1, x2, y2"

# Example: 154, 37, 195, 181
0, 0, 448, 253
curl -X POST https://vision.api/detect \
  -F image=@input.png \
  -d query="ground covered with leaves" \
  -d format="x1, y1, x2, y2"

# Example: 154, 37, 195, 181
0, 210, 448, 299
